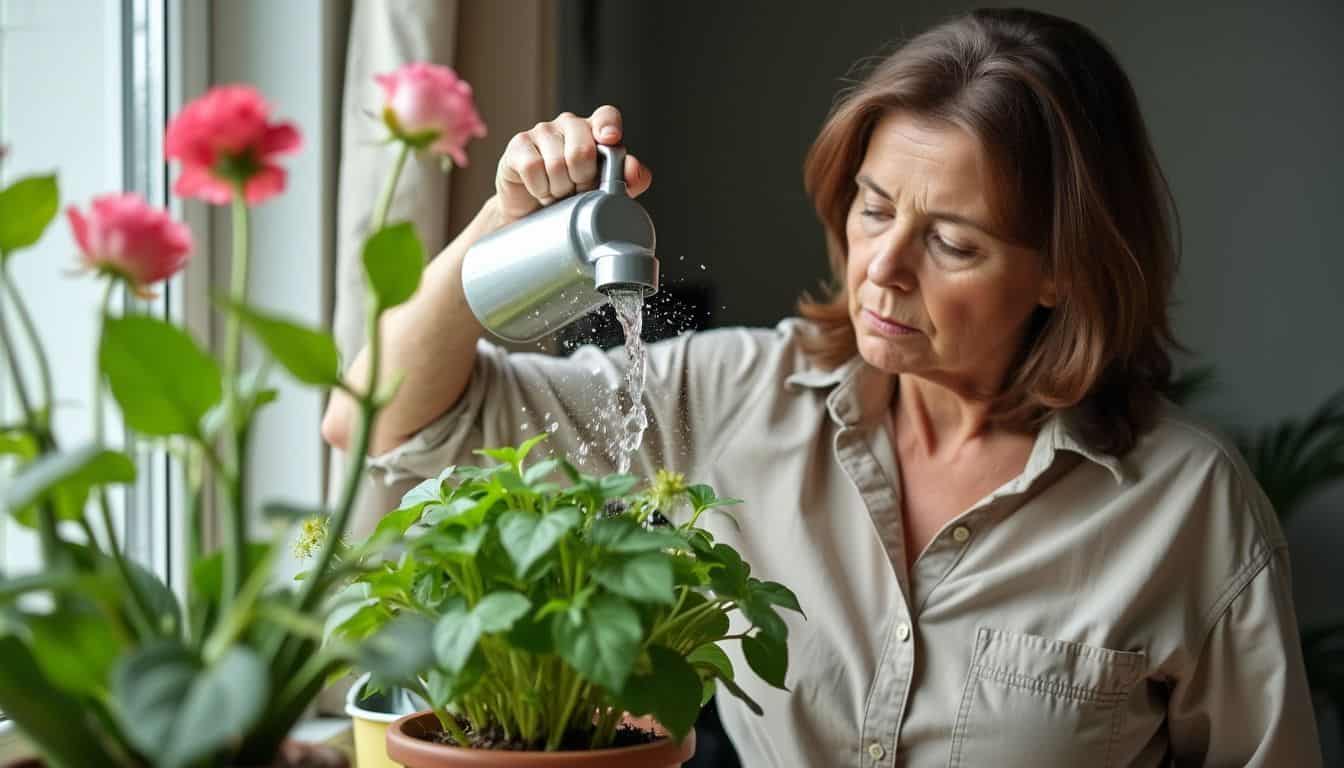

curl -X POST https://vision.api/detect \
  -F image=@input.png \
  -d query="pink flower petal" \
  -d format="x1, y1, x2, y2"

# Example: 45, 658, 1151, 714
243, 164, 286, 205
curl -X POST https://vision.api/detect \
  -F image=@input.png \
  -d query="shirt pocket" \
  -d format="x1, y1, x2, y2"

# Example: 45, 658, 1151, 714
948, 627, 1146, 768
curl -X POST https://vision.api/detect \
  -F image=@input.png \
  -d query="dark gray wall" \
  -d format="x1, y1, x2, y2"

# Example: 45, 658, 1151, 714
559, 1, 1344, 757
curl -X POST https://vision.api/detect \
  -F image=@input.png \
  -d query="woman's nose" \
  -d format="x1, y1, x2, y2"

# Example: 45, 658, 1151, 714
867, 227, 918, 291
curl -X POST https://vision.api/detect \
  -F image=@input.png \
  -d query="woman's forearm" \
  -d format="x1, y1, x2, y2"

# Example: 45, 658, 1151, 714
322, 196, 502, 456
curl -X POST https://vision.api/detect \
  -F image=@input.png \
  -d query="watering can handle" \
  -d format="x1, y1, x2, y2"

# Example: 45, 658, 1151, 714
597, 144, 627, 197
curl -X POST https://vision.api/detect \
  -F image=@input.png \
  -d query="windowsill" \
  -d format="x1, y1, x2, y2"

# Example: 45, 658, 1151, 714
0, 716, 353, 763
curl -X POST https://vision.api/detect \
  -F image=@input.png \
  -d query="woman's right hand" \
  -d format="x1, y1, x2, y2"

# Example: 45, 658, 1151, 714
492, 105, 653, 229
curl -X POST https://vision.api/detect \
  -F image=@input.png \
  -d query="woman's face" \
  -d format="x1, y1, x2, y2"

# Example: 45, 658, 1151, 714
846, 112, 1056, 397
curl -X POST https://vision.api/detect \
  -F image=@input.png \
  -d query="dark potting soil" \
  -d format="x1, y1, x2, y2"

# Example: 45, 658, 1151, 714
428, 717, 661, 751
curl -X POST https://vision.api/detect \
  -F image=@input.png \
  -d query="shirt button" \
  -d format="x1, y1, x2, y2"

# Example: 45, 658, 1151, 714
952, 525, 971, 543
868, 742, 886, 760
895, 622, 911, 641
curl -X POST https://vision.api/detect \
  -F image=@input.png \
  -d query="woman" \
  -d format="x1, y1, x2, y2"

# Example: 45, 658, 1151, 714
323, 8, 1321, 766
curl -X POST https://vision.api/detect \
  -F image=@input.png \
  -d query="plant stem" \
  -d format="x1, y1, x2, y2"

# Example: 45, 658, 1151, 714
1, 260, 54, 424
299, 140, 412, 610
219, 184, 251, 616
371, 143, 411, 232
0, 260, 58, 563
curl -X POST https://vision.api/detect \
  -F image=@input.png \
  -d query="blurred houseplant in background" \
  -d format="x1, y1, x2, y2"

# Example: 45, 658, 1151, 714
0, 63, 483, 767
1170, 368, 1344, 743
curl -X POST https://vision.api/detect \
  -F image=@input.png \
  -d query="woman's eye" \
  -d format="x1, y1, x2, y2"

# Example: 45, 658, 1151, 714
859, 208, 889, 220
931, 234, 974, 258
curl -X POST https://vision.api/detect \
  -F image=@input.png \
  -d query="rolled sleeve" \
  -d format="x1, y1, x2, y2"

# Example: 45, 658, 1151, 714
1167, 546, 1322, 766
368, 332, 701, 487
366, 320, 810, 492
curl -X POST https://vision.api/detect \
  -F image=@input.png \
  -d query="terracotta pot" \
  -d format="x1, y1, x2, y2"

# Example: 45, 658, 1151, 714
385, 711, 696, 768
3, 740, 349, 768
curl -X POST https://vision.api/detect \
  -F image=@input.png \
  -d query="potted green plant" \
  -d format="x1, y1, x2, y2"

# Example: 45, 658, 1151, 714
327, 436, 803, 767
0, 63, 485, 767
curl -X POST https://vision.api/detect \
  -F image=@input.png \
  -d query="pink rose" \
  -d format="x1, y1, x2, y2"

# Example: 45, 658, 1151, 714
165, 85, 302, 205
66, 194, 193, 296
375, 63, 487, 166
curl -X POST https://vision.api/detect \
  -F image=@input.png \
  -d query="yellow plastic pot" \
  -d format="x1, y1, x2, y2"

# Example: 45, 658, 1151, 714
346, 673, 420, 768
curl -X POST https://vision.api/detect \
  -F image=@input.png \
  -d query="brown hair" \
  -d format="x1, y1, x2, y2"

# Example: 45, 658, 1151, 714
798, 7, 1179, 456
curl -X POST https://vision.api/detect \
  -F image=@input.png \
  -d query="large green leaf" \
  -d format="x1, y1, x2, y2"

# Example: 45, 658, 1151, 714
223, 301, 340, 386
593, 552, 676, 605
359, 613, 435, 686
749, 577, 804, 616
498, 507, 580, 579
112, 641, 269, 768
617, 645, 702, 742
101, 313, 222, 437
26, 605, 123, 698
0, 428, 37, 459
5, 444, 135, 527
0, 635, 114, 767
0, 174, 58, 252
742, 633, 789, 690
739, 590, 788, 642
590, 517, 684, 553
553, 593, 643, 692
687, 642, 734, 681
362, 222, 424, 311
432, 592, 530, 673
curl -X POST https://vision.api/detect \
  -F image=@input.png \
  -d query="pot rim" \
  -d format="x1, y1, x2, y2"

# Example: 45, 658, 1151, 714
345, 672, 423, 724
385, 710, 697, 767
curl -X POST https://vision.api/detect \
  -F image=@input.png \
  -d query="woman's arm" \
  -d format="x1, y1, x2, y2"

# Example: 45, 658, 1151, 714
321, 105, 651, 456
321, 196, 497, 456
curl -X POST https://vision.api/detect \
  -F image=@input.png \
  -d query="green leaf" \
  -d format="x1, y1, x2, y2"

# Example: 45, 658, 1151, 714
0, 635, 114, 766
590, 517, 685, 553
424, 492, 498, 529
742, 633, 788, 690
749, 578, 804, 616
523, 457, 561, 486
474, 590, 531, 632
360, 613, 435, 686
717, 673, 763, 717
422, 525, 489, 560
498, 507, 580, 579
223, 300, 340, 386
700, 676, 717, 707
599, 473, 639, 498
432, 598, 479, 673
0, 174, 58, 252
740, 591, 788, 642
506, 610, 554, 654
26, 605, 123, 698
128, 559, 181, 635
0, 429, 36, 459
515, 433, 549, 465
363, 222, 425, 311
432, 591, 531, 674
4, 444, 135, 524
617, 645, 702, 742
553, 593, 643, 692
369, 504, 424, 544
593, 552, 676, 605
101, 313, 222, 437
425, 659, 484, 709
688, 642, 734, 681
113, 641, 269, 768
706, 543, 750, 599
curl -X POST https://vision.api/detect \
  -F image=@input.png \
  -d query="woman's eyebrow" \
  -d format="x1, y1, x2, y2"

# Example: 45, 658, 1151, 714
856, 173, 996, 236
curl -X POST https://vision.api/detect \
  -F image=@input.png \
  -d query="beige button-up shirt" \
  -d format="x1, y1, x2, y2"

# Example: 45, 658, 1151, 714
370, 319, 1322, 767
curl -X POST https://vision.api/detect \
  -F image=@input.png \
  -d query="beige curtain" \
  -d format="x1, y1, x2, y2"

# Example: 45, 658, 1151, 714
327, 0, 557, 538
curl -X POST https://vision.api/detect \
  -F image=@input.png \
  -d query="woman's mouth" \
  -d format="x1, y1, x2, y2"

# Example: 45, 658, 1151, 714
863, 308, 921, 337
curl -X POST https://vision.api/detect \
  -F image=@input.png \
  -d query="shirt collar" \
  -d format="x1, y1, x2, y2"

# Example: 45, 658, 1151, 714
785, 355, 1128, 486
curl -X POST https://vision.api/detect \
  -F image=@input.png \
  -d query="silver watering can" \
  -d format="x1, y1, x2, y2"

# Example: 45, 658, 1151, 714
460, 144, 659, 342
